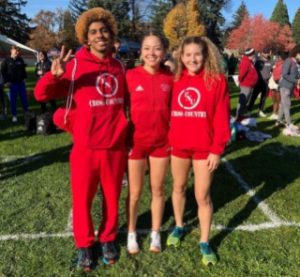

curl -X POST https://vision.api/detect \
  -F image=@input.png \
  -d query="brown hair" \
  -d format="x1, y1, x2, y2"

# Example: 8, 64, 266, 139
75, 8, 117, 46
175, 36, 223, 88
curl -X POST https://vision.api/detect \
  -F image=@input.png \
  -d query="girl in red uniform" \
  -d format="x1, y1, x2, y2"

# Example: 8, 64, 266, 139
126, 34, 173, 254
34, 8, 127, 271
167, 36, 230, 265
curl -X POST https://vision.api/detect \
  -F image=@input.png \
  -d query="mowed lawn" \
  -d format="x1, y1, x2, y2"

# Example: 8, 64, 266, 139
0, 68, 299, 276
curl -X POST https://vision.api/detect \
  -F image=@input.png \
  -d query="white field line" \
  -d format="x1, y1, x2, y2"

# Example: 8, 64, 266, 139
1, 222, 300, 241
222, 158, 282, 223
65, 210, 73, 232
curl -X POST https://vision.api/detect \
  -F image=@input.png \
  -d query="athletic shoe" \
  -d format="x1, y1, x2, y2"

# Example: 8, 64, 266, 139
166, 226, 186, 247
199, 242, 217, 266
258, 111, 267, 118
12, 116, 17, 123
76, 247, 94, 272
127, 232, 139, 254
101, 241, 118, 265
149, 231, 161, 253
288, 123, 299, 132
269, 113, 278, 120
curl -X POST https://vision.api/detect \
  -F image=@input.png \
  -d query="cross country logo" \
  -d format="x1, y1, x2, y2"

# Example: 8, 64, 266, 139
178, 87, 201, 110
96, 73, 119, 98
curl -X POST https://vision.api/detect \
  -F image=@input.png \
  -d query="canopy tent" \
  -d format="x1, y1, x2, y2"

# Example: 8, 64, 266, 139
0, 34, 37, 65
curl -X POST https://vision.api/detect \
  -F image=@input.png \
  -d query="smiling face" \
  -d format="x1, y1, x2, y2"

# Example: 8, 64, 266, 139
87, 21, 113, 58
141, 35, 165, 72
181, 43, 204, 75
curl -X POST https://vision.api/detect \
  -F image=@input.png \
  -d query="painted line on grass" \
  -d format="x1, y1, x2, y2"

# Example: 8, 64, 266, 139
1, 222, 300, 241
222, 158, 282, 223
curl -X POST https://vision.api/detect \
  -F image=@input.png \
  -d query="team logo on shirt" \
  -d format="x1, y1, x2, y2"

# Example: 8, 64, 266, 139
96, 73, 119, 98
178, 87, 201, 110
160, 83, 171, 92
135, 85, 144, 92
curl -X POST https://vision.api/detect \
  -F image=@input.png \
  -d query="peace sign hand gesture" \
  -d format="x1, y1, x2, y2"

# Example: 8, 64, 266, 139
51, 46, 72, 78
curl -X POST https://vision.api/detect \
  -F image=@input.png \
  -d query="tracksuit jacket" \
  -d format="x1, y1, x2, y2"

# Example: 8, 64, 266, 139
169, 69, 231, 156
34, 47, 128, 247
126, 66, 173, 148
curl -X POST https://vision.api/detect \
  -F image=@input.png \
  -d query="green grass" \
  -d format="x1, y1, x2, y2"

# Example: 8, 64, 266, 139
0, 71, 300, 276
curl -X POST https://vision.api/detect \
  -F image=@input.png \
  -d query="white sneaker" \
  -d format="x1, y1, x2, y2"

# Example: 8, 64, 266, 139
149, 231, 161, 253
12, 116, 18, 123
269, 113, 278, 120
258, 111, 267, 118
288, 124, 299, 132
127, 232, 139, 254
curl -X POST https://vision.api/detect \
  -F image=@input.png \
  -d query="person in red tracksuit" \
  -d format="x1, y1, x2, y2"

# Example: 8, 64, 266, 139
34, 8, 128, 271
235, 48, 258, 120
166, 36, 230, 266
126, 34, 173, 254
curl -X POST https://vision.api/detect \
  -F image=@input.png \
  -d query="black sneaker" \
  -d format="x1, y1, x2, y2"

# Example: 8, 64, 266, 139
76, 246, 94, 272
101, 241, 118, 265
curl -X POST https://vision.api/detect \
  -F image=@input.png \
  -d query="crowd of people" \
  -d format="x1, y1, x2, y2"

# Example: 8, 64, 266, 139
0, 6, 299, 273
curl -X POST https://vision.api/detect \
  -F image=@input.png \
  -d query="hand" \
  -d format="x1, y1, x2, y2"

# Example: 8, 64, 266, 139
51, 45, 72, 78
206, 153, 221, 172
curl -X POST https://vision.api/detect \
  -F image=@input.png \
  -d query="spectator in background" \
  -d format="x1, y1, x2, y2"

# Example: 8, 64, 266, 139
35, 51, 56, 113
235, 48, 258, 121
0, 62, 6, 119
164, 46, 178, 73
277, 45, 300, 132
248, 48, 273, 117
228, 53, 238, 76
0, 45, 28, 122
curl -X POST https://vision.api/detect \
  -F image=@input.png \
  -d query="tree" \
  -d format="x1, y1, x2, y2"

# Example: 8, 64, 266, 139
292, 8, 300, 44
163, 2, 188, 49
0, 0, 30, 43
88, 0, 130, 38
31, 10, 57, 33
149, 0, 173, 36
68, 0, 88, 21
57, 11, 78, 50
186, 0, 206, 36
226, 15, 295, 52
198, 0, 231, 46
270, 0, 290, 27
231, 1, 248, 29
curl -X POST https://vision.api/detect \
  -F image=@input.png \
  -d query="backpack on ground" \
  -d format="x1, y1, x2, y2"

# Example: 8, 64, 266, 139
36, 112, 56, 135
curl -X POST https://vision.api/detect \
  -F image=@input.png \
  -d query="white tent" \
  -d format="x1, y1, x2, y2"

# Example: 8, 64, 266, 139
0, 34, 37, 65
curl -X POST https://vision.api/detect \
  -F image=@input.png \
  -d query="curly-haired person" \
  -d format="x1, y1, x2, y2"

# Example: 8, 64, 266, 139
34, 8, 127, 271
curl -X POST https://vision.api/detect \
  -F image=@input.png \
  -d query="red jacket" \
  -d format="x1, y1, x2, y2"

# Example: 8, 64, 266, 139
34, 47, 128, 149
126, 66, 173, 147
238, 56, 258, 87
169, 70, 230, 155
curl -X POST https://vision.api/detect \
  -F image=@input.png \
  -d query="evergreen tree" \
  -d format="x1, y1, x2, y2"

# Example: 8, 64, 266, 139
88, 0, 130, 38
149, 0, 173, 36
58, 11, 78, 50
292, 8, 300, 44
232, 1, 249, 29
198, 0, 231, 47
68, 0, 88, 21
0, 0, 30, 43
270, 0, 290, 26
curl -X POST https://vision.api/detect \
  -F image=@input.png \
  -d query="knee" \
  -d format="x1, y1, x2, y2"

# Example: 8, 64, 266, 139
195, 194, 211, 207
128, 189, 142, 203
173, 184, 186, 195
151, 185, 164, 198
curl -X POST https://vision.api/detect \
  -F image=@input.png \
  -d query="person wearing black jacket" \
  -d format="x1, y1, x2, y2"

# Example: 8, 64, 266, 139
0, 45, 28, 122
247, 48, 273, 117
35, 51, 56, 113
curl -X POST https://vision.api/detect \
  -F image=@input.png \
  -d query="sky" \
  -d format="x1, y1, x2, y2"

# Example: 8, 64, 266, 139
22, 0, 300, 23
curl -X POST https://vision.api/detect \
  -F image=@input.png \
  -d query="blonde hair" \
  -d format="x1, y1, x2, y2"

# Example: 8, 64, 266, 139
75, 8, 117, 46
175, 36, 223, 88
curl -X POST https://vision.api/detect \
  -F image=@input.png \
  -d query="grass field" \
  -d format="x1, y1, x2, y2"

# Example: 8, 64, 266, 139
0, 68, 300, 276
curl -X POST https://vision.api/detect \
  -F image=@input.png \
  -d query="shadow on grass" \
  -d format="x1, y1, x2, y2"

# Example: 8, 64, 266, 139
210, 141, 300, 250
0, 144, 72, 181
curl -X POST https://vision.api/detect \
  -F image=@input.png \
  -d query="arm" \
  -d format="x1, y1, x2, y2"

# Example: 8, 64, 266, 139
238, 59, 250, 83
210, 75, 231, 156
0, 59, 9, 83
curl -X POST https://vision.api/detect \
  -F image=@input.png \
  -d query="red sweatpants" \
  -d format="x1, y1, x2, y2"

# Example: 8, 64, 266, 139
70, 145, 126, 248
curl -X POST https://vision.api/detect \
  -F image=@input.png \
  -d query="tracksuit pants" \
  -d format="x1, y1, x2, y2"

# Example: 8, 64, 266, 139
248, 80, 268, 112
236, 86, 253, 118
278, 87, 292, 125
70, 145, 126, 248
9, 81, 28, 116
